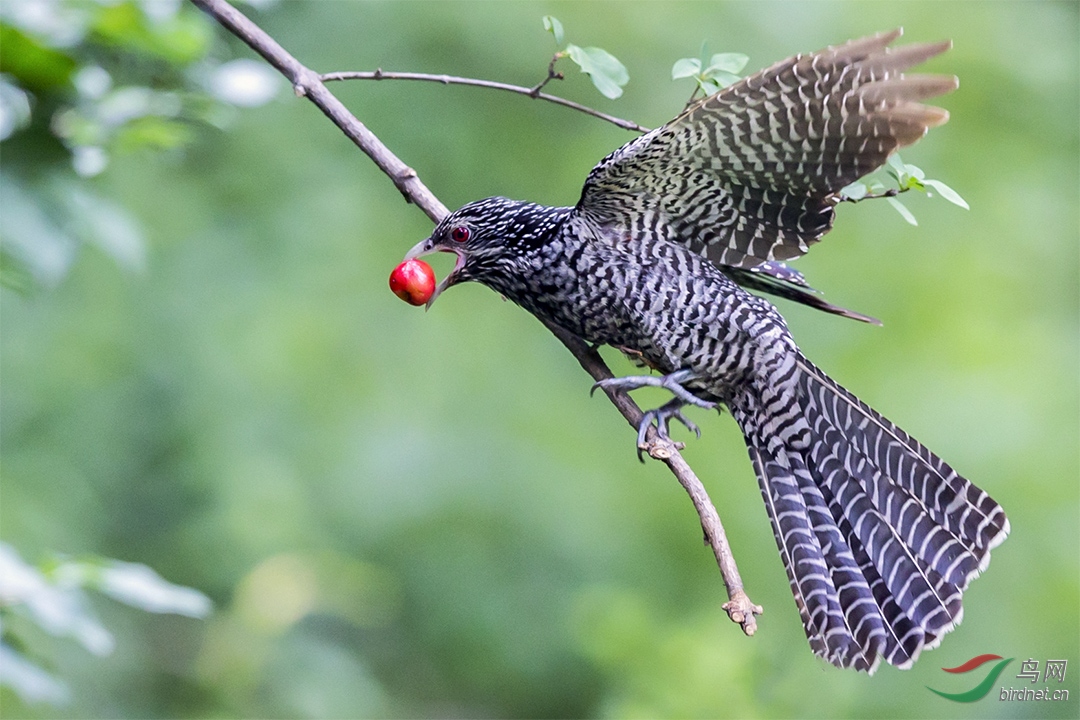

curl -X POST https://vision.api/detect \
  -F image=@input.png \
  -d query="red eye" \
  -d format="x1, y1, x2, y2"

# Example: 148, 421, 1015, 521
450, 226, 470, 243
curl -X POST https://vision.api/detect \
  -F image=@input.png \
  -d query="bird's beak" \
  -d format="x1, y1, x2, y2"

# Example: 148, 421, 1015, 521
403, 237, 434, 262
404, 237, 465, 310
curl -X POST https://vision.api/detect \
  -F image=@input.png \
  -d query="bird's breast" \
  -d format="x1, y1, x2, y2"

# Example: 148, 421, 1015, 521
490, 232, 794, 400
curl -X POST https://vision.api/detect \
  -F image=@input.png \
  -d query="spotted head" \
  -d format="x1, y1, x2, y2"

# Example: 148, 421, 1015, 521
404, 197, 569, 308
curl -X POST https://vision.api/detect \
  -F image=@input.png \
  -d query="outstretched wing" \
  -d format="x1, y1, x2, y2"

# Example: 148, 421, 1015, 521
573, 29, 957, 269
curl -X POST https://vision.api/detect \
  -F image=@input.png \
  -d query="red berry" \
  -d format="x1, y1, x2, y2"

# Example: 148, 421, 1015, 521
389, 258, 436, 305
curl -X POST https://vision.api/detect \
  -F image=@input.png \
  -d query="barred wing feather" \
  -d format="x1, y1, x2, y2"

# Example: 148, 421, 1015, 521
574, 29, 958, 269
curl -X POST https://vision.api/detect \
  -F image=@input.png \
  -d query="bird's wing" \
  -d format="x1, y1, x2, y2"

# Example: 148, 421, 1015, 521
722, 262, 881, 325
573, 29, 957, 269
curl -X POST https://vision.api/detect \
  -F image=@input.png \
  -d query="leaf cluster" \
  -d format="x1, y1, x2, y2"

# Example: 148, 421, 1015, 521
840, 153, 969, 226
0, 543, 210, 707
671, 47, 749, 98
542, 16, 629, 99
0, 0, 281, 293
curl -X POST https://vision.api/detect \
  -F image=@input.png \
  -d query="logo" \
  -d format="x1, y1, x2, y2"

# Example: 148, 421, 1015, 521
927, 654, 1014, 702
999, 658, 1071, 702
928, 655, 1071, 703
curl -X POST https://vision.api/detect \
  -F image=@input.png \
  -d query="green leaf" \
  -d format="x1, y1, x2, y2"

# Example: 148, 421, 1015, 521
671, 57, 701, 80
51, 107, 106, 147
702, 70, 741, 90
0, 26, 77, 91
0, 76, 32, 141
0, 544, 114, 656
0, 643, 70, 706
114, 116, 193, 152
94, 560, 212, 617
887, 153, 907, 175
91, 2, 212, 65
565, 44, 629, 99
904, 175, 926, 192
924, 179, 970, 209
887, 196, 918, 226
698, 78, 722, 96
705, 52, 749, 75
49, 555, 211, 618
542, 16, 564, 46
840, 181, 868, 201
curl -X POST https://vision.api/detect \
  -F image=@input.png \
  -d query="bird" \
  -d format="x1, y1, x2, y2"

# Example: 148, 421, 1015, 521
402, 29, 1009, 674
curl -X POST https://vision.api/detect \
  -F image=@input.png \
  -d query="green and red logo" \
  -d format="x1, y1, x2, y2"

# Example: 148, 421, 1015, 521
927, 654, 1014, 702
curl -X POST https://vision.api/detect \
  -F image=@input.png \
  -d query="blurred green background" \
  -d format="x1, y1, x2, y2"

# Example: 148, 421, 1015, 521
1, 1, 1077, 718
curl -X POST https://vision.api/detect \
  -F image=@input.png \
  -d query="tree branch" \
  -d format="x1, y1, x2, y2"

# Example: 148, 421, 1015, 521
320, 69, 651, 134
544, 321, 761, 633
527, 53, 565, 97
189, 0, 446, 223
190, 0, 760, 635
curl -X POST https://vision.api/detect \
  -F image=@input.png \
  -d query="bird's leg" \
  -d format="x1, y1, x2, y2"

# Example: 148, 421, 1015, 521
591, 368, 716, 409
591, 369, 717, 460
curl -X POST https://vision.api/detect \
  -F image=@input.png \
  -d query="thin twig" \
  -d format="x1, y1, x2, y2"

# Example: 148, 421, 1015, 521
681, 86, 703, 113
189, 0, 760, 635
321, 69, 650, 134
838, 186, 906, 203
527, 53, 565, 97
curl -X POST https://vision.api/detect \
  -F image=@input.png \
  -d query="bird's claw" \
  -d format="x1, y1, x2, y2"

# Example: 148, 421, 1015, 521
640, 401, 702, 441
674, 408, 703, 439
591, 369, 716, 461
634, 399, 704, 462
591, 368, 715, 409
630, 399, 708, 462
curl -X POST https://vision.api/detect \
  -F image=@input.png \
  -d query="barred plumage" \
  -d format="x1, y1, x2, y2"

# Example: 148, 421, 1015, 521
577, 28, 956, 272
404, 29, 1008, 673
735, 352, 1007, 671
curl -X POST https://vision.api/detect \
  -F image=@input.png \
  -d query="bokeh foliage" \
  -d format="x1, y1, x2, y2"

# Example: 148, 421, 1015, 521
1, 1, 1077, 718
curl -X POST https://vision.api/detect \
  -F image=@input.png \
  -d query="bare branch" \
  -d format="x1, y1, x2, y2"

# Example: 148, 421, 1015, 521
320, 69, 650, 134
543, 320, 761, 634
189, 0, 446, 223
189, 0, 760, 635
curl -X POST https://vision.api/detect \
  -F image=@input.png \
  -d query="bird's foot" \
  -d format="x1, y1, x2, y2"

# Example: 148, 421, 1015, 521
634, 399, 703, 462
591, 369, 716, 462
591, 368, 715, 409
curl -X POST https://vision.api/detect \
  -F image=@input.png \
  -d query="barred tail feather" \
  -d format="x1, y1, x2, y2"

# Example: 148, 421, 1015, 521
748, 440, 887, 671
733, 352, 1009, 673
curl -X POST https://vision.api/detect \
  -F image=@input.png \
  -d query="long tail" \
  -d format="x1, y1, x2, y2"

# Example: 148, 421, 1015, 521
731, 352, 1009, 673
